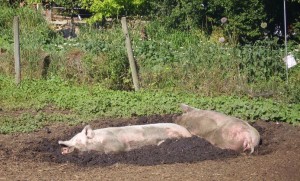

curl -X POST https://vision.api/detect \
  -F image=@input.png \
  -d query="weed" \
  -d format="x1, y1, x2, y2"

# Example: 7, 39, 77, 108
0, 75, 299, 134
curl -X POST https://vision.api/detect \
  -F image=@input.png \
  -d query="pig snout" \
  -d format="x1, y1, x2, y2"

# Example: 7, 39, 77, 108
60, 147, 74, 155
58, 141, 75, 154
58, 125, 94, 155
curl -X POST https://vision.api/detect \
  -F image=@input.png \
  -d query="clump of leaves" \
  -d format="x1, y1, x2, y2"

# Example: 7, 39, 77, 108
1, 75, 299, 135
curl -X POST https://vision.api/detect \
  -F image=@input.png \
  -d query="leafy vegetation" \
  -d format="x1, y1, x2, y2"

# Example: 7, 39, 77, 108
0, 75, 299, 133
0, 3, 299, 134
80, 0, 146, 23
40, 0, 299, 44
0, 5, 299, 100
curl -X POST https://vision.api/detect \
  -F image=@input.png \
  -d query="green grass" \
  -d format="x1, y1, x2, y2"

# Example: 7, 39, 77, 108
1, 6, 299, 103
0, 6, 299, 133
0, 113, 82, 134
0, 75, 299, 133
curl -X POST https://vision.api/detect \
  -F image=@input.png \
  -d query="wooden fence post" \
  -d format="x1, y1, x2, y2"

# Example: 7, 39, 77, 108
121, 17, 139, 91
14, 16, 21, 85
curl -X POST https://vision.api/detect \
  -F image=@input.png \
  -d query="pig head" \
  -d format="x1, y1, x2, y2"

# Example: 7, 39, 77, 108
58, 125, 96, 154
175, 104, 260, 154
58, 123, 192, 155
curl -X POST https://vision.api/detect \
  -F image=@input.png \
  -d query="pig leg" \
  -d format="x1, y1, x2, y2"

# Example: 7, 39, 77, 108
202, 128, 227, 149
243, 140, 253, 153
217, 126, 250, 152
241, 132, 256, 154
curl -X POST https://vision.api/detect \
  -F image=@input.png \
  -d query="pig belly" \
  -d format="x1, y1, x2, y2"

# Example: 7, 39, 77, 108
121, 130, 170, 150
102, 127, 168, 152
84, 134, 127, 154
117, 131, 147, 151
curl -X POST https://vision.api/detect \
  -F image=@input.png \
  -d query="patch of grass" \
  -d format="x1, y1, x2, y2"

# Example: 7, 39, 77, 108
132, 21, 300, 102
0, 75, 299, 133
0, 113, 83, 134
1, 6, 299, 103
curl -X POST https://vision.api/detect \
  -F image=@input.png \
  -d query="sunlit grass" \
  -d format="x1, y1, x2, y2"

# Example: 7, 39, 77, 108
0, 75, 299, 133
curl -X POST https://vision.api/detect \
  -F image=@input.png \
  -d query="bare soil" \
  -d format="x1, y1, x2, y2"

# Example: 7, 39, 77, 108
0, 114, 299, 181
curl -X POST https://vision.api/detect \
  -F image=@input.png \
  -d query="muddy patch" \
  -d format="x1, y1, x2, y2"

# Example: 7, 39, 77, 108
17, 136, 239, 167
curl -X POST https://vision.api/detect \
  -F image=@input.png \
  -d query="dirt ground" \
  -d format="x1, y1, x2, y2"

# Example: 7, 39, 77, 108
0, 114, 299, 181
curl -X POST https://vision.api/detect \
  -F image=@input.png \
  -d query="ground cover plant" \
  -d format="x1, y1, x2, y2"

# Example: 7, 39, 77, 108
0, 75, 299, 134
0, 3, 299, 134
0, 5, 299, 102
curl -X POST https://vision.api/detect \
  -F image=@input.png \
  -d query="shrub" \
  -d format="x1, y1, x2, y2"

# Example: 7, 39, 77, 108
149, 0, 267, 43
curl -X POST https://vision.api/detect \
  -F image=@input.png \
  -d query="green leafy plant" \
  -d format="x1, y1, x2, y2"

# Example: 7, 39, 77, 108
0, 5, 299, 105
25, 0, 42, 4
80, 0, 145, 23
150, 0, 267, 43
0, 75, 299, 134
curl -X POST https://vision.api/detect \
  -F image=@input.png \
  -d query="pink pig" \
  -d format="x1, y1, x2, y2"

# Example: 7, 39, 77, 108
175, 104, 260, 154
58, 123, 192, 155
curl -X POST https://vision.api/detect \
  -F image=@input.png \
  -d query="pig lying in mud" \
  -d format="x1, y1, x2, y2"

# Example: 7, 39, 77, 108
58, 123, 192, 155
175, 104, 260, 154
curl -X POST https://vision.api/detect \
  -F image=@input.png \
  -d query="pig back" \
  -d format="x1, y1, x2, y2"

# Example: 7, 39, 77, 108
175, 111, 219, 136
138, 123, 192, 140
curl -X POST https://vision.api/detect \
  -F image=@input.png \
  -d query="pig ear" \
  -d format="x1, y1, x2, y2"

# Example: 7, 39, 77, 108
82, 125, 95, 139
180, 103, 197, 112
